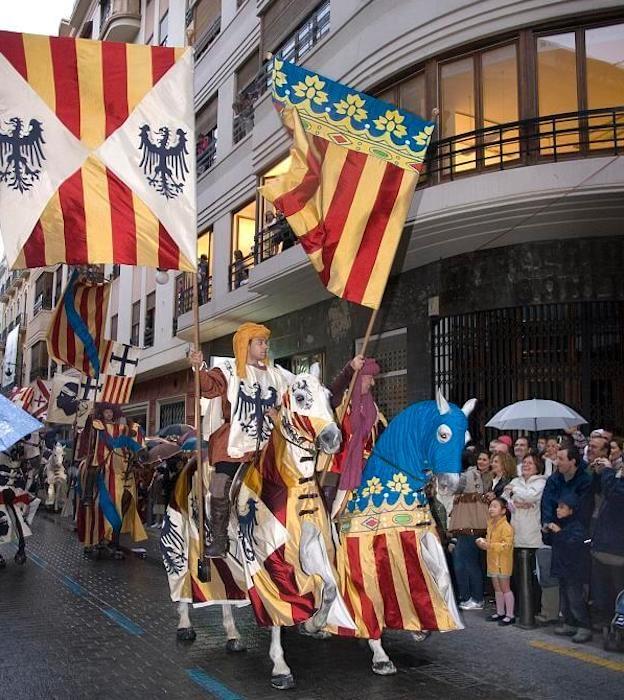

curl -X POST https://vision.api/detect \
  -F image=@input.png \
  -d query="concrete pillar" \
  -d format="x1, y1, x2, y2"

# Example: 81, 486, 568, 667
211, 214, 232, 299
217, 74, 236, 158
221, 0, 238, 27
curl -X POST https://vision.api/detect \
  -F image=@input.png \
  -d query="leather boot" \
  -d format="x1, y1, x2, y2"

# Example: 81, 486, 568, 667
205, 473, 233, 558
82, 467, 98, 507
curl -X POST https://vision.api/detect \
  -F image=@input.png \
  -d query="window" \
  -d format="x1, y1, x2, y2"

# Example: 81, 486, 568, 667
356, 328, 407, 420
159, 10, 169, 46
125, 403, 148, 432
33, 272, 53, 315
110, 314, 118, 342
197, 96, 218, 173
192, 0, 221, 60
263, 1, 330, 60
231, 201, 256, 289
158, 399, 185, 430
130, 301, 140, 346
29, 340, 49, 382
440, 43, 519, 171
256, 156, 297, 261
53, 269, 62, 306
144, 292, 155, 347
198, 230, 213, 304
174, 273, 193, 333
144, 0, 155, 42
233, 51, 260, 144
112, 264, 120, 279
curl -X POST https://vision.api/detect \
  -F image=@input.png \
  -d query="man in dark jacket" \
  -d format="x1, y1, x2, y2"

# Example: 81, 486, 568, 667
541, 446, 593, 532
544, 494, 592, 643
590, 459, 624, 626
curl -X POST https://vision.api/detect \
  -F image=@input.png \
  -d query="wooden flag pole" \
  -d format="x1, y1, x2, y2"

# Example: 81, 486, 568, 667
191, 273, 209, 582
319, 306, 379, 487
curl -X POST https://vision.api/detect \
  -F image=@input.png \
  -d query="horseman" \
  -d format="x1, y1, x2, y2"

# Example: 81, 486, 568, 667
76, 402, 146, 557
189, 322, 289, 558
325, 355, 386, 515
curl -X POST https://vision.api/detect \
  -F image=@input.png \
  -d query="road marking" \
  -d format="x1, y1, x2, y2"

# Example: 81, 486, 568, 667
186, 669, 245, 700
103, 608, 144, 636
530, 640, 624, 672
25, 548, 144, 637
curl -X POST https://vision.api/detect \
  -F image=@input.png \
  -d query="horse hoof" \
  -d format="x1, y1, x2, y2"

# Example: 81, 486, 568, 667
411, 630, 431, 642
372, 661, 397, 676
225, 638, 246, 653
176, 627, 196, 642
271, 674, 295, 690
298, 622, 331, 640
14, 551, 27, 565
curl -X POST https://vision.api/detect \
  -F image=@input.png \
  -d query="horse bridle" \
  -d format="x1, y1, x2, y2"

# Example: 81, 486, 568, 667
367, 448, 432, 491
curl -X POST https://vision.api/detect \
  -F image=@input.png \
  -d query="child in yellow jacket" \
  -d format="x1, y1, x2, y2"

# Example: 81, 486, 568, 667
476, 497, 515, 625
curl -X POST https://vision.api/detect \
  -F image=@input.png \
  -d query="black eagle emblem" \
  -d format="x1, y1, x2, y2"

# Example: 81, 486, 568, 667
234, 382, 278, 443
138, 124, 189, 199
238, 498, 259, 563
0, 117, 46, 193
159, 511, 186, 576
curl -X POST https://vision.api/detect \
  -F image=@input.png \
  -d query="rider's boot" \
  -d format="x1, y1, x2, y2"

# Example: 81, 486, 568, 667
82, 467, 98, 507
205, 474, 232, 558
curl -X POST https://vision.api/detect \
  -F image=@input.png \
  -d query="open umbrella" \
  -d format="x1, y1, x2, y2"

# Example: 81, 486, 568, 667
157, 423, 193, 438
486, 399, 587, 432
0, 394, 44, 452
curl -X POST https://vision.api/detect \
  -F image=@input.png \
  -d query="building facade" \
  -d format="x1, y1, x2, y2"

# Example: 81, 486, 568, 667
174, 0, 623, 431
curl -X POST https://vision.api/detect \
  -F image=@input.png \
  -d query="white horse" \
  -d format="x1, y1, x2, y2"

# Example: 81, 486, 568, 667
44, 442, 66, 512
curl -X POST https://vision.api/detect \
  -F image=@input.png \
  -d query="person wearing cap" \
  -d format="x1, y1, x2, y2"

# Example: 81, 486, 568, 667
325, 354, 386, 515
189, 322, 290, 557
543, 493, 592, 643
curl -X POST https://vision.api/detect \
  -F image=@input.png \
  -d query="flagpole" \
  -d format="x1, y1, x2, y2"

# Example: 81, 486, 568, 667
191, 272, 210, 582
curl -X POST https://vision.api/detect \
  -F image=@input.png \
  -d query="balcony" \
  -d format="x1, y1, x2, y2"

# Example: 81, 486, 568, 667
0, 285, 8, 302
99, 0, 141, 43
195, 16, 221, 62
418, 106, 624, 188
172, 274, 212, 334
254, 217, 298, 264
33, 294, 52, 317
229, 254, 254, 290
197, 138, 217, 174
29, 365, 48, 383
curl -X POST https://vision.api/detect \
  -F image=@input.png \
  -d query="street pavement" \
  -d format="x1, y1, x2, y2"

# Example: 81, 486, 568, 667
1, 514, 623, 700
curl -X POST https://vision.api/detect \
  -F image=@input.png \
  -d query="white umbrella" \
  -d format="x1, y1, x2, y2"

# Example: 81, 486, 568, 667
486, 399, 587, 432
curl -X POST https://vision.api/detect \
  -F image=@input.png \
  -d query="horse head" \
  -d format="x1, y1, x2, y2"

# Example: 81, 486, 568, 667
277, 362, 342, 459
426, 389, 477, 496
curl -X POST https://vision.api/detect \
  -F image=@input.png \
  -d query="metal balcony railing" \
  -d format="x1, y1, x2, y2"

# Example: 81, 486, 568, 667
254, 219, 298, 264
419, 106, 624, 187
172, 274, 212, 334
197, 138, 217, 173
229, 255, 254, 290
33, 294, 52, 316
195, 15, 221, 62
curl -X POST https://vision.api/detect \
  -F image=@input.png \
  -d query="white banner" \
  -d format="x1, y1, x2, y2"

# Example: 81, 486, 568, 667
1, 325, 20, 388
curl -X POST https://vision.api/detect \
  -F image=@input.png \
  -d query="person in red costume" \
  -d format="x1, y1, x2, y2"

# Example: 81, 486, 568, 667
327, 355, 386, 516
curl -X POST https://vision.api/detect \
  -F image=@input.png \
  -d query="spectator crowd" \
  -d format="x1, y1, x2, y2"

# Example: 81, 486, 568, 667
433, 424, 624, 644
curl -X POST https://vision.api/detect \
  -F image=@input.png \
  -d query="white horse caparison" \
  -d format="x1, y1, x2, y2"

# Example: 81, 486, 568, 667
45, 443, 66, 512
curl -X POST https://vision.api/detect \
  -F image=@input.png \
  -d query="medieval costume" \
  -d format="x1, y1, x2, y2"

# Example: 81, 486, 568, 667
327, 358, 385, 512
76, 403, 146, 554
197, 322, 289, 557
0, 447, 40, 566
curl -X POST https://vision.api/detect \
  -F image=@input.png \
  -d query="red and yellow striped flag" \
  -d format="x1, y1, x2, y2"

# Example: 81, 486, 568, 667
46, 271, 111, 378
261, 60, 434, 309
0, 32, 196, 272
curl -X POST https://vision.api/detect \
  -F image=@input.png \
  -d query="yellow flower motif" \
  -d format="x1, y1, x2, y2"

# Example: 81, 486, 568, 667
273, 57, 287, 88
413, 124, 435, 146
292, 74, 328, 106
361, 476, 383, 497
387, 472, 412, 495
334, 93, 368, 122
373, 109, 407, 138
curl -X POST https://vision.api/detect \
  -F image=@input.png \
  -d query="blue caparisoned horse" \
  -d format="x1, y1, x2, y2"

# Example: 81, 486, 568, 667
337, 389, 476, 675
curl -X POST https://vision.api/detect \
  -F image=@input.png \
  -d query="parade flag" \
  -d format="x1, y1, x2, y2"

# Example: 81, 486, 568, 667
29, 377, 50, 420
46, 270, 110, 378
96, 374, 135, 405
10, 385, 33, 411
100, 340, 141, 378
261, 59, 435, 309
0, 31, 196, 272
47, 372, 92, 427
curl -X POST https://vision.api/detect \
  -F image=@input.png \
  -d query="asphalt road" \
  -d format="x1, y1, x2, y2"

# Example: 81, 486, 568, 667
0, 514, 622, 699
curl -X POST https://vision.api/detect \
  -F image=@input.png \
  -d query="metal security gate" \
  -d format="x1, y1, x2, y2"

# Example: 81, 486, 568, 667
431, 301, 624, 432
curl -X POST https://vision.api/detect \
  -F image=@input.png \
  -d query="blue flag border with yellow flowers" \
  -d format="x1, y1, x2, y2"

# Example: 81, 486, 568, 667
271, 58, 435, 172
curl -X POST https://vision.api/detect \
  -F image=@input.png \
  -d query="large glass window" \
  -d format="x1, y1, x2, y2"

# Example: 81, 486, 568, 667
256, 156, 296, 261
537, 33, 578, 154
440, 56, 476, 171
482, 44, 519, 164
197, 230, 213, 304
398, 72, 425, 119
585, 23, 624, 149
231, 201, 256, 289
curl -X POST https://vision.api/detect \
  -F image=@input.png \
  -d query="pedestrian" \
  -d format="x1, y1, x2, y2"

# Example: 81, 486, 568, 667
513, 436, 530, 475
476, 497, 515, 625
541, 435, 559, 477
449, 451, 489, 611
198, 253, 209, 304
496, 435, 512, 454
541, 445, 593, 531
589, 448, 624, 629
485, 452, 516, 502
608, 436, 624, 470
476, 448, 493, 492
544, 494, 592, 643
503, 453, 547, 617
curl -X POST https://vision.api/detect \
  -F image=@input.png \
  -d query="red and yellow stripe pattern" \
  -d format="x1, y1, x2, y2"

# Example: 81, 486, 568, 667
262, 107, 419, 309
0, 31, 192, 271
